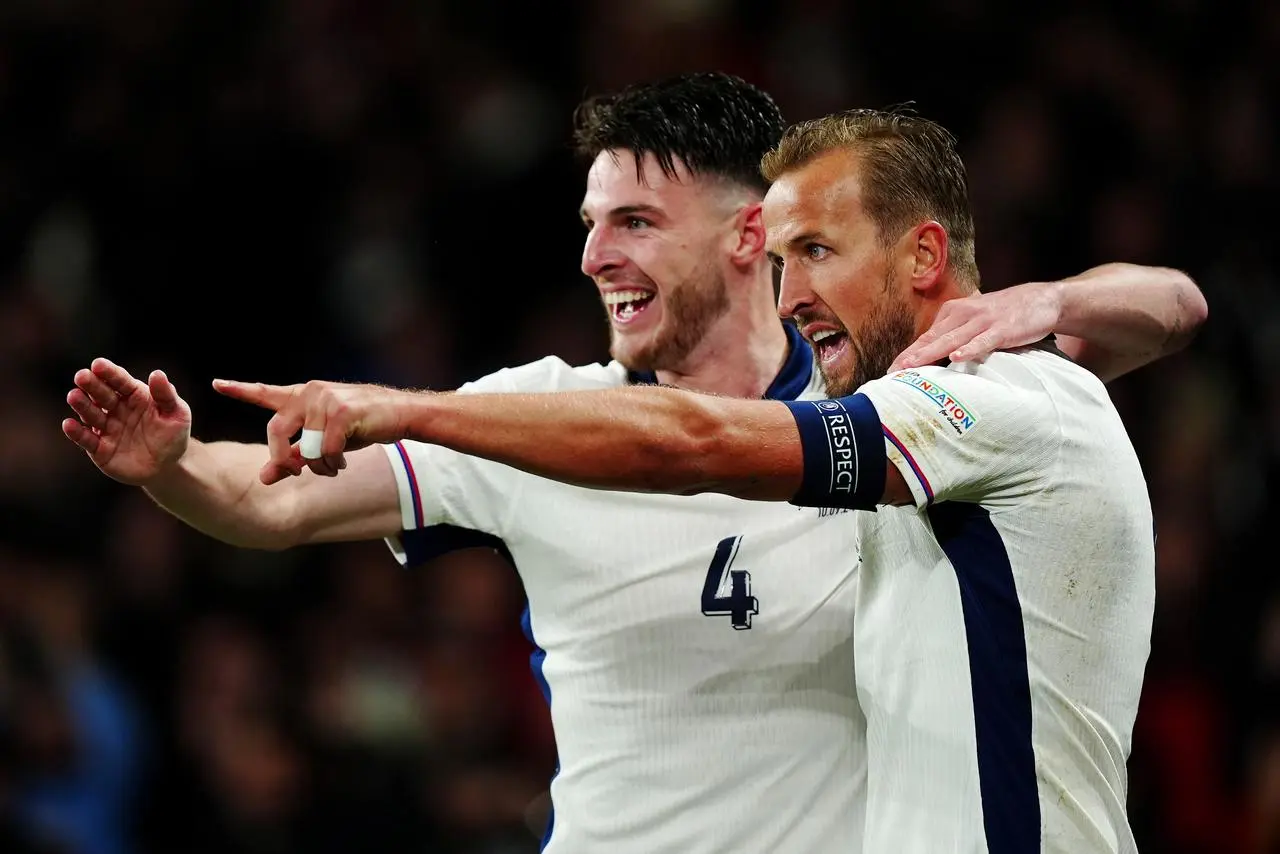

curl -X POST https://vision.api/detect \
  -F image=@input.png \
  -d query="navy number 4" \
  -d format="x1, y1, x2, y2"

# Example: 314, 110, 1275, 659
701, 536, 759, 630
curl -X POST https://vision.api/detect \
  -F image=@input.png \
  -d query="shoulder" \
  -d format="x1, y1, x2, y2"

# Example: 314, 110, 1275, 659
459, 356, 629, 394
858, 352, 1063, 436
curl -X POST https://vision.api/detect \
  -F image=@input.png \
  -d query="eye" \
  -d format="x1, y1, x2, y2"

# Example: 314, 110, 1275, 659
626, 216, 651, 230
805, 244, 830, 261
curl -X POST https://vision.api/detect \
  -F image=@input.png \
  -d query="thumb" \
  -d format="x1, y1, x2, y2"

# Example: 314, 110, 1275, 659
149, 370, 182, 414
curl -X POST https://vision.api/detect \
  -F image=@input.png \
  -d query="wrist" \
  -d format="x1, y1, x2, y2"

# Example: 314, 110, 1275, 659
1043, 278, 1071, 329
143, 439, 197, 491
391, 388, 443, 444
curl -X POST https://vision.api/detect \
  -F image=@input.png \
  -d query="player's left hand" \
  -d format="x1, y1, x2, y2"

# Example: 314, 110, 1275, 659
888, 281, 1063, 372
212, 378, 409, 484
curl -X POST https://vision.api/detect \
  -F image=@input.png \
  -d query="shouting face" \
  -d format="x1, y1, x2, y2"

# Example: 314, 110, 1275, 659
764, 148, 920, 397
580, 150, 738, 373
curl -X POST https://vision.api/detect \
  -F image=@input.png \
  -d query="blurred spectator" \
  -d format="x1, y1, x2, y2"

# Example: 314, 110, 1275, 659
1, 1, 1273, 851
2, 559, 141, 854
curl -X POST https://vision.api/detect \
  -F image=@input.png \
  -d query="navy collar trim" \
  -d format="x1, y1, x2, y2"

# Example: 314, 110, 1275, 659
626, 323, 814, 402
938, 334, 1071, 368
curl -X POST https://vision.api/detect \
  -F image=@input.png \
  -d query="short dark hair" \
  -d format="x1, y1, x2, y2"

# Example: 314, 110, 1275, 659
572, 71, 785, 194
762, 107, 979, 286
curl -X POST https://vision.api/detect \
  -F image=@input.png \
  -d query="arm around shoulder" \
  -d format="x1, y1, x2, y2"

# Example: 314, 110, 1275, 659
1052, 263, 1208, 382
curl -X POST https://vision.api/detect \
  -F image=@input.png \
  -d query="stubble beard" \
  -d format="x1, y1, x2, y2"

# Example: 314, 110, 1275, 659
609, 269, 731, 374
819, 273, 917, 398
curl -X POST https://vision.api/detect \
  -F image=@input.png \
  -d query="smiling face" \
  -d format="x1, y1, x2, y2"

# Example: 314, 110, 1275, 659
579, 149, 740, 373
765, 147, 920, 398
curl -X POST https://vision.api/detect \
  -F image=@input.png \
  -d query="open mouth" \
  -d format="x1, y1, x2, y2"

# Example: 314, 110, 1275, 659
603, 289, 656, 324
811, 328, 849, 366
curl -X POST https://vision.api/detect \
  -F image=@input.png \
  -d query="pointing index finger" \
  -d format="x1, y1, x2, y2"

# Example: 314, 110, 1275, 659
212, 378, 294, 410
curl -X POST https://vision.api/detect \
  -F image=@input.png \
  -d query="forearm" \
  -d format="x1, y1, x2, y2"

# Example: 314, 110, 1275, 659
396, 386, 804, 500
143, 439, 299, 549
1053, 263, 1208, 381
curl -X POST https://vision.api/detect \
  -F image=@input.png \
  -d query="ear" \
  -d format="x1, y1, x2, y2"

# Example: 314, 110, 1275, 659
907, 221, 949, 294
728, 201, 766, 268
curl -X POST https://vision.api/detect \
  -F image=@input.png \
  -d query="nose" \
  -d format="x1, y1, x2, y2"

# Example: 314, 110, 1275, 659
776, 266, 814, 321
581, 225, 623, 278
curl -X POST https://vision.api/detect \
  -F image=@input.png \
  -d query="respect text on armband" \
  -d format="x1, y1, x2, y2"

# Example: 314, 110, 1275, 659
815, 402, 859, 495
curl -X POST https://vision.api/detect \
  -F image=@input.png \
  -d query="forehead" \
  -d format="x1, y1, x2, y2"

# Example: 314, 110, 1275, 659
762, 148, 866, 242
580, 149, 705, 214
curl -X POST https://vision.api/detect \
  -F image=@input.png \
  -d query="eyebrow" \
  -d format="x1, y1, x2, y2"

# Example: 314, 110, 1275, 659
766, 230, 823, 257
579, 203, 664, 222
784, 231, 822, 251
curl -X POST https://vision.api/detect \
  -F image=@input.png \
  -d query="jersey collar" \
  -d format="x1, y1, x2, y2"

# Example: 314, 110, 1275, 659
936, 334, 1069, 368
626, 323, 814, 402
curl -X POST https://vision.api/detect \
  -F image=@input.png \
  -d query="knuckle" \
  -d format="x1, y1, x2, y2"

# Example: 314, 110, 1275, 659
302, 380, 323, 399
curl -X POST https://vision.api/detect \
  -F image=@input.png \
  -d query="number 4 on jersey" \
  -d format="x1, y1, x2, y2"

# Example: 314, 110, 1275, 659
701, 535, 759, 630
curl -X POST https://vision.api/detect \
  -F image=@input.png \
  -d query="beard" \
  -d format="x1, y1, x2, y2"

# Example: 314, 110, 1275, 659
609, 267, 731, 373
819, 272, 917, 398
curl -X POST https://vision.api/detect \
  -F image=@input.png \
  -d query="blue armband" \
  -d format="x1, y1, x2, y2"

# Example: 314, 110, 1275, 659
783, 394, 886, 510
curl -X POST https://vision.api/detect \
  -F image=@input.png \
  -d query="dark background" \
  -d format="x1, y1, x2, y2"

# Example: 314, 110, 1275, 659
1, 1, 1275, 852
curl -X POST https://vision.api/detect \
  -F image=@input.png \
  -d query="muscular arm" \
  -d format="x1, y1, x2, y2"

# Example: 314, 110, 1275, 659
144, 440, 402, 550
392, 387, 913, 505
1051, 263, 1207, 381
892, 263, 1208, 382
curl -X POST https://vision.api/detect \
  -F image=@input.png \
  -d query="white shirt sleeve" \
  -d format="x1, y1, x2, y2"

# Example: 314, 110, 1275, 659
379, 357, 620, 565
380, 361, 547, 564
857, 364, 1060, 509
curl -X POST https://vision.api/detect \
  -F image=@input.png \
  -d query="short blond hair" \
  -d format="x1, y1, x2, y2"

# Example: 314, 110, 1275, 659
761, 108, 979, 287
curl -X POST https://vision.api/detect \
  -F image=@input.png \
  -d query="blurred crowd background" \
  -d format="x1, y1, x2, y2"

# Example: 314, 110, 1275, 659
0, 1, 1275, 852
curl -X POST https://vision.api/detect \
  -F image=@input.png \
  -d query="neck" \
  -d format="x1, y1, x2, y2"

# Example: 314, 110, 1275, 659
654, 272, 789, 399
914, 273, 975, 339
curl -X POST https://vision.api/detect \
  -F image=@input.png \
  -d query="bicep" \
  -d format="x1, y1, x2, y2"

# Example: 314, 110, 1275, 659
709, 395, 912, 507
691, 397, 805, 501
290, 445, 405, 544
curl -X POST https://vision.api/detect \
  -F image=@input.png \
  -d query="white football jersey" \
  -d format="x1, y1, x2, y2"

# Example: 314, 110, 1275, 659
786, 341, 1154, 854
383, 326, 867, 854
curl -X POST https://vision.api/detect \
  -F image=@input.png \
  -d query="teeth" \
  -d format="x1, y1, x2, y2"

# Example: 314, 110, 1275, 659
812, 329, 841, 342
603, 290, 653, 306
